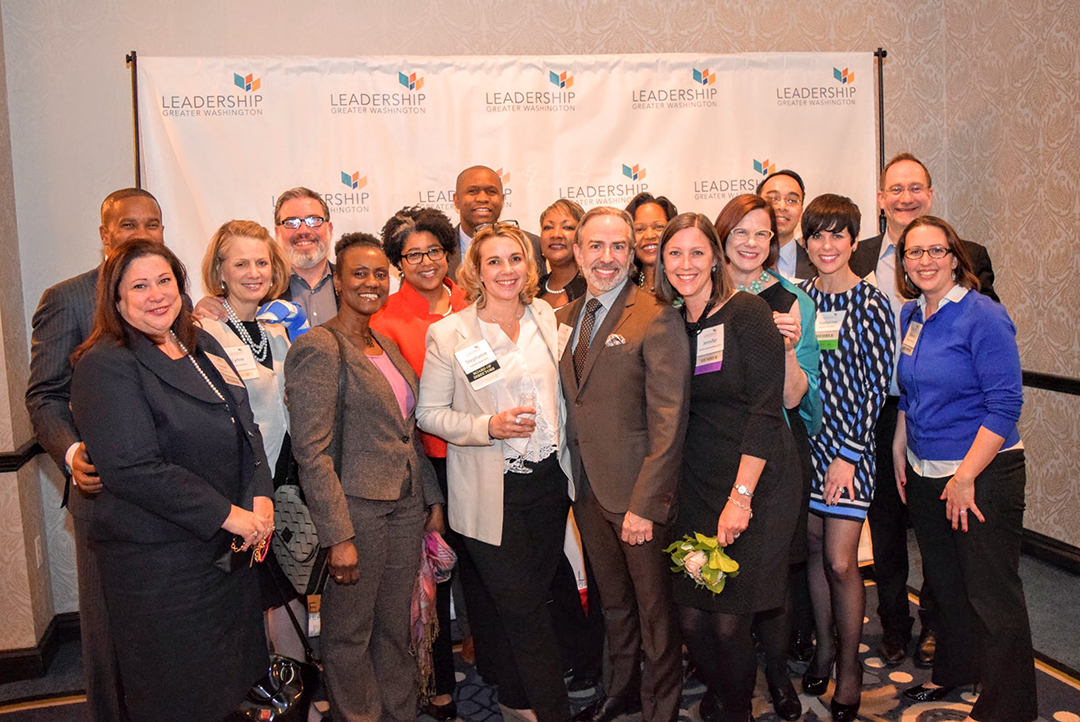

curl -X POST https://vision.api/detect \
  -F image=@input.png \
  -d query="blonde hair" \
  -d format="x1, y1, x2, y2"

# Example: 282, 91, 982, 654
202, 220, 291, 302
457, 224, 540, 307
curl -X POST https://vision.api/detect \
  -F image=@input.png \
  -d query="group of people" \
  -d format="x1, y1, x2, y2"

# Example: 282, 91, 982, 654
24, 157, 1036, 722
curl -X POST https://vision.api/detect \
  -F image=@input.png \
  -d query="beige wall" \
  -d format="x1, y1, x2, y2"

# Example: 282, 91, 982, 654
0, 0, 1075, 641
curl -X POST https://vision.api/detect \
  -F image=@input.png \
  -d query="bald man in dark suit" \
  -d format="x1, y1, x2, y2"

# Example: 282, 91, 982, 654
558, 207, 690, 722
26, 188, 164, 722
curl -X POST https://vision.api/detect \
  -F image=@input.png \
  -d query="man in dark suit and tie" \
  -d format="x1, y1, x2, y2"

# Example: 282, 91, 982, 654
853, 153, 998, 669
557, 207, 690, 722
25, 188, 164, 722
447, 165, 544, 281
758, 169, 817, 280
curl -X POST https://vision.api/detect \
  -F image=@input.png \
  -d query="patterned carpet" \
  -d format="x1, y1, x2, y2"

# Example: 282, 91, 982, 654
2, 584, 1078, 720
433, 583, 1080, 722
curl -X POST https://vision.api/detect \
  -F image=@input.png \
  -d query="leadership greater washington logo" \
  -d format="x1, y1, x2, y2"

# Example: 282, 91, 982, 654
160, 72, 265, 117
776, 68, 857, 106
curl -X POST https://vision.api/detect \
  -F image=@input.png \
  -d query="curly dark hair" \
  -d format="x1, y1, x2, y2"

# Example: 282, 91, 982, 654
379, 206, 457, 267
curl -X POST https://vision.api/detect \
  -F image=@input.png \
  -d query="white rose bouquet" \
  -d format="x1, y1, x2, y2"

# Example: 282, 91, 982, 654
664, 533, 740, 594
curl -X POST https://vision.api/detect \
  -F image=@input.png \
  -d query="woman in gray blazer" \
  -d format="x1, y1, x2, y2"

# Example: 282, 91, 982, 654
70, 240, 274, 722
417, 223, 574, 722
285, 232, 444, 722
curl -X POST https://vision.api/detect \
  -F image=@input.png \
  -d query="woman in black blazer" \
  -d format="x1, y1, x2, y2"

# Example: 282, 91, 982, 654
285, 232, 444, 722
70, 239, 274, 722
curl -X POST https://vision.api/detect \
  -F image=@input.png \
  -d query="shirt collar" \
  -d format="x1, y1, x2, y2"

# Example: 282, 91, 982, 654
394, 277, 460, 316
584, 278, 627, 312
916, 283, 969, 309
290, 260, 333, 291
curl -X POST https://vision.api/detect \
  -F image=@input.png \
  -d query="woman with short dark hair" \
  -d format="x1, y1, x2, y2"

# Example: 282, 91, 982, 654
625, 192, 678, 294
286, 232, 445, 721
797, 194, 894, 721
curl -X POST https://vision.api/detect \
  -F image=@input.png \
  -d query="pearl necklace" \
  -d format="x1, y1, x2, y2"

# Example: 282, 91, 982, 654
222, 298, 269, 362
736, 270, 772, 295
543, 277, 566, 295
172, 332, 225, 402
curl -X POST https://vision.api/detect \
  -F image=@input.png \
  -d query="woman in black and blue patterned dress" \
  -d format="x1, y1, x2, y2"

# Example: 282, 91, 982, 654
797, 194, 894, 722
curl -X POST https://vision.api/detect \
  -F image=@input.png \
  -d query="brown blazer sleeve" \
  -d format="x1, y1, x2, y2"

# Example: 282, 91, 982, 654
629, 303, 692, 523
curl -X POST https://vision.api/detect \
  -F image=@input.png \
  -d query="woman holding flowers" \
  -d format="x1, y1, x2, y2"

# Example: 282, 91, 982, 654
657, 212, 799, 722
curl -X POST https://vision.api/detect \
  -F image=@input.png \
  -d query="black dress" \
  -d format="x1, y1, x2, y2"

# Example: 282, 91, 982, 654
759, 283, 813, 565
672, 292, 800, 614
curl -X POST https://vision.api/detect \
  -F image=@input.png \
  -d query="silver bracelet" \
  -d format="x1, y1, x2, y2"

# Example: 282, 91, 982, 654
727, 496, 753, 518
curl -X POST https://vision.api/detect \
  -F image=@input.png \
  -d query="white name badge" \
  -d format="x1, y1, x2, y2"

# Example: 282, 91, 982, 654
454, 340, 503, 390
204, 353, 245, 388
694, 324, 724, 375
815, 310, 847, 351
225, 343, 261, 380
557, 323, 573, 359
901, 320, 924, 356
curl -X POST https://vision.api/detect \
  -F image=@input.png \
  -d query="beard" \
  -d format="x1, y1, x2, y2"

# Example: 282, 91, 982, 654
286, 236, 329, 270
581, 261, 630, 294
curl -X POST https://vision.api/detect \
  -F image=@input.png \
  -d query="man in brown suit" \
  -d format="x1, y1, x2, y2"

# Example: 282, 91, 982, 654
557, 207, 690, 722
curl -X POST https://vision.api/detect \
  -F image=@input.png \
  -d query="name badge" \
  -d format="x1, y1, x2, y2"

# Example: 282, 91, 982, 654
901, 320, 923, 356
454, 340, 503, 390
225, 344, 261, 380
205, 353, 245, 388
557, 323, 573, 358
694, 324, 724, 375
815, 310, 847, 351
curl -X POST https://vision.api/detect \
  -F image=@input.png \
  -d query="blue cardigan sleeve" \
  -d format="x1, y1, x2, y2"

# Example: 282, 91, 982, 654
970, 299, 1023, 437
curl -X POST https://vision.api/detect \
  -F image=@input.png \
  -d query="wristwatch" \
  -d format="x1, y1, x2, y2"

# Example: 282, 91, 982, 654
733, 484, 753, 498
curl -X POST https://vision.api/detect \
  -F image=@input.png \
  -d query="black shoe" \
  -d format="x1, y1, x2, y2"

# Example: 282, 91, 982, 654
788, 630, 815, 663
903, 683, 954, 702
698, 690, 721, 722
767, 677, 802, 721
877, 630, 908, 666
572, 695, 641, 722
802, 665, 831, 697
915, 628, 936, 668
422, 699, 458, 721
830, 696, 860, 722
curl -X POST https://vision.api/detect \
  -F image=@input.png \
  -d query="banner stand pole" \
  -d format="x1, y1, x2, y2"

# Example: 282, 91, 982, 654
125, 50, 141, 189
874, 47, 888, 234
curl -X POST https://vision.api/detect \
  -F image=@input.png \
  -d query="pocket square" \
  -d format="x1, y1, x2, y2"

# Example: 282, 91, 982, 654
605, 334, 626, 347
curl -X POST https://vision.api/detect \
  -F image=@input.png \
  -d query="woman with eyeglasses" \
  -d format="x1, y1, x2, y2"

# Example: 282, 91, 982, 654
892, 217, 1035, 722
625, 192, 678, 294
370, 206, 469, 720
716, 194, 822, 721
797, 194, 894, 722
537, 199, 586, 309
417, 222, 574, 722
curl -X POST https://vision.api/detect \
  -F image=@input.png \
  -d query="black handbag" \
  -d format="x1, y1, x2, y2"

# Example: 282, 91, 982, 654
270, 328, 350, 596
228, 558, 323, 721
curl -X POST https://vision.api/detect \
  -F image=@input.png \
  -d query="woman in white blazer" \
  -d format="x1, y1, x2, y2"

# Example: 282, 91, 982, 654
418, 222, 574, 722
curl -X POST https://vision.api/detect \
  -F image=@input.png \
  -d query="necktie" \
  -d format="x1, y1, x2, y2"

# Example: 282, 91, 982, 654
574, 298, 602, 383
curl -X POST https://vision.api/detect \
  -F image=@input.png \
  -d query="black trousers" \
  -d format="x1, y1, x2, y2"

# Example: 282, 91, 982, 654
463, 455, 571, 722
868, 396, 937, 639
428, 457, 458, 697
906, 450, 1037, 722
550, 537, 605, 680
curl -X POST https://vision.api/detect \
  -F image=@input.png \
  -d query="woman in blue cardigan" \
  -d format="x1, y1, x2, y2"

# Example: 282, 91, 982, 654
893, 216, 1036, 722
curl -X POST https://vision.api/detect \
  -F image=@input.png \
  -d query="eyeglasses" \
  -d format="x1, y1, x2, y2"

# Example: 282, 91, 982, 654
903, 246, 952, 260
764, 194, 802, 208
403, 247, 447, 265
474, 220, 519, 232
729, 228, 774, 242
634, 223, 667, 235
279, 215, 327, 230
885, 184, 928, 197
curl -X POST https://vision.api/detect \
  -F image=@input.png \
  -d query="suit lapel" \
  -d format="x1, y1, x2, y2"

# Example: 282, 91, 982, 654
576, 282, 635, 392
452, 305, 498, 415
557, 297, 584, 399
129, 329, 227, 405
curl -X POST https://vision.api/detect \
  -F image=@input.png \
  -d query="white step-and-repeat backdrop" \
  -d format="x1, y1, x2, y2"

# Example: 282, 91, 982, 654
138, 52, 877, 278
